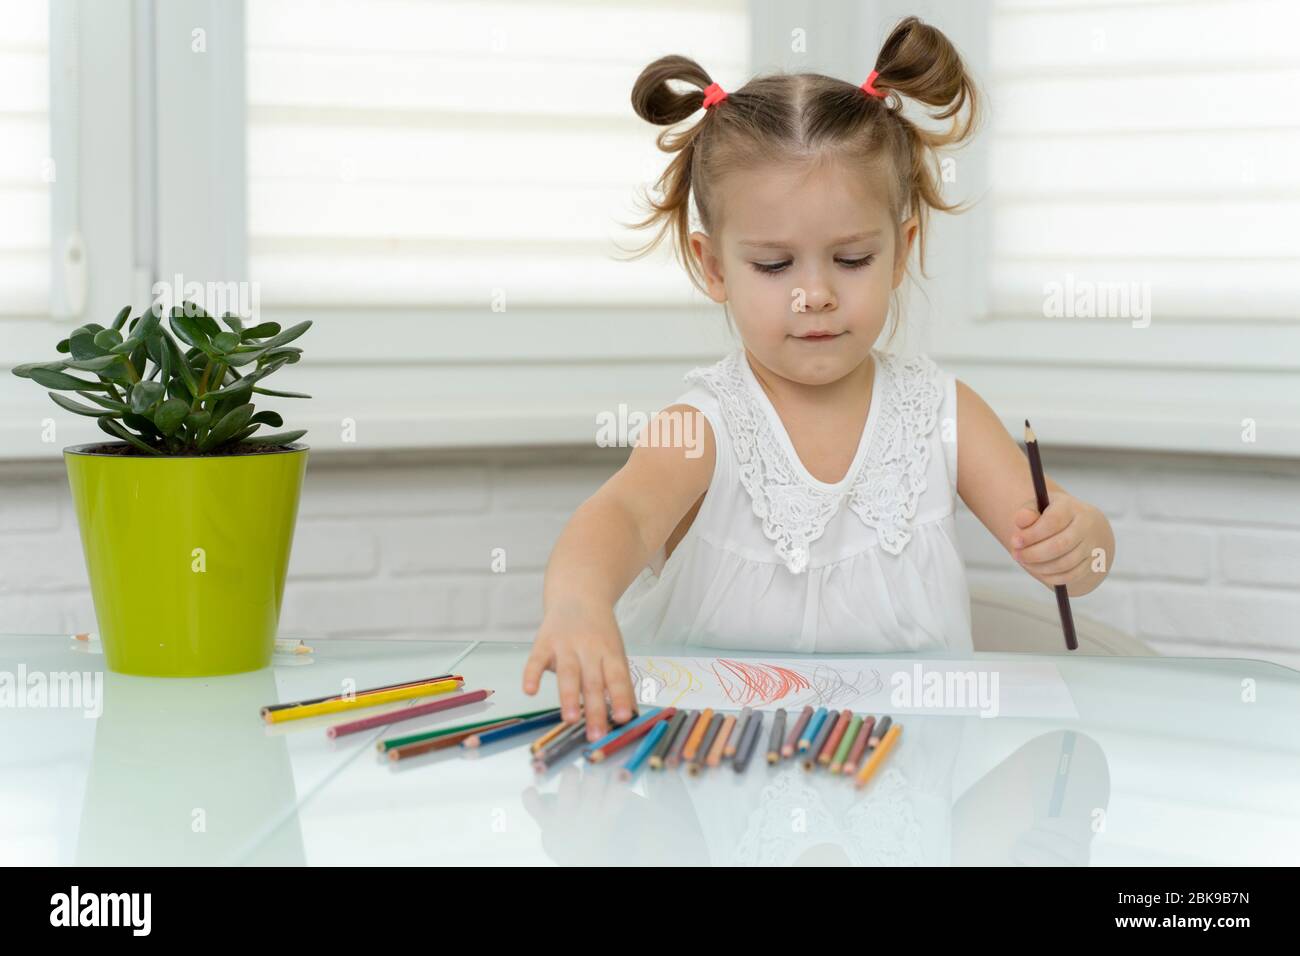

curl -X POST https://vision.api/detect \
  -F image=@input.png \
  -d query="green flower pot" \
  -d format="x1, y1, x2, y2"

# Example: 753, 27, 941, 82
64, 441, 309, 677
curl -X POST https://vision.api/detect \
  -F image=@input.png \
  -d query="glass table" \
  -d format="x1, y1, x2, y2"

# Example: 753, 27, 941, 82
2, 635, 1297, 866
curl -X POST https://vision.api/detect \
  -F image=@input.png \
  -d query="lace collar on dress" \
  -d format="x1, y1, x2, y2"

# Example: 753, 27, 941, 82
684, 346, 943, 574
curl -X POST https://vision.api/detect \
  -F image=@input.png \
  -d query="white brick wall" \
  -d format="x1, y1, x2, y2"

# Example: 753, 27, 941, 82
1, 446, 1297, 669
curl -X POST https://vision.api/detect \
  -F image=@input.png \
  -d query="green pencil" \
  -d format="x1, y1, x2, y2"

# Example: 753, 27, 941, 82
377, 706, 560, 751
830, 715, 863, 773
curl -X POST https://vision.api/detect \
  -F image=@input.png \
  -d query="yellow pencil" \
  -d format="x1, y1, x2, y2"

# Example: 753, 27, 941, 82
263, 678, 462, 724
854, 723, 902, 789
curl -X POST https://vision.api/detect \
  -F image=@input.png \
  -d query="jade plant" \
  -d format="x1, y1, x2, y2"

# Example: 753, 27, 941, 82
12, 302, 311, 455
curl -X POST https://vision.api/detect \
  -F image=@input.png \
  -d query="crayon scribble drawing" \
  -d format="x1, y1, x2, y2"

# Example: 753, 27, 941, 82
628, 656, 705, 708
628, 656, 884, 710
624, 655, 1077, 718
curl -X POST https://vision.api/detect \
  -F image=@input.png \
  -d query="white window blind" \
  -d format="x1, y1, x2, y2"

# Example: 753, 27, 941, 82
0, 0, 49, 317
245, 0, 749, 310
988, 0, 1300, 323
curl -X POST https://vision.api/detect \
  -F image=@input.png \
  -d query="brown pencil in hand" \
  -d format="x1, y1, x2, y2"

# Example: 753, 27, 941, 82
1024, 420, 1079, 651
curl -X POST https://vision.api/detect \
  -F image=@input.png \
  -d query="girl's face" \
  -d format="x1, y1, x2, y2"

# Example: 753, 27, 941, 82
689, 158, 917, 387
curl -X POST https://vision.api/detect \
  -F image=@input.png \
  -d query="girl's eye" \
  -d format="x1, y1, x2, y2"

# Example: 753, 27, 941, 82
748, 255, 876, 276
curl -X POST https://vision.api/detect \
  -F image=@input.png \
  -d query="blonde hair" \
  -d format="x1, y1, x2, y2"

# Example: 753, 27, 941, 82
622, 16, 982, 346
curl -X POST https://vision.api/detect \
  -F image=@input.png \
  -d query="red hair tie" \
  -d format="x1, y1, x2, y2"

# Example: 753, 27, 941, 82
702, 82, 728, 109
861, 69, 886, 100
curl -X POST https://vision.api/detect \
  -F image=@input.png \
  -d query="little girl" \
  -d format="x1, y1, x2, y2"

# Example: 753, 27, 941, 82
523, 17, 1116, 748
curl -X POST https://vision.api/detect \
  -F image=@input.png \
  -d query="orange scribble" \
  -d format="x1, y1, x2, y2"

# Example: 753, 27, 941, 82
711, 659, 812, 706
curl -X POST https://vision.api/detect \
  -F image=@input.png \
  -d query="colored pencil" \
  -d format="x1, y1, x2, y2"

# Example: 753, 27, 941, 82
688, 712, 724, 775
803, 709, 838, 771
767, 709, 787, 764
588, 708, 676, 763
649, 710, 689, 769
830, 715, 862, 773
734, 711, 763, 774
582, 707, 658, 756
261, 673, 461, 716
535, 717, 587, 756
844, 715, 875, 775
619, 721, 669, 781
813, 709, 842, 767
869, 715, 893, 746
799, 707, 828, 753
681, 708, 714, 763
326, 688, 493, 739
388, 717, 523, 761
533, 721, 590, 770
666, 710, 700, 768
531, 719, 572, 754
819, 710, 853, 766
705, 714, 735, 768
783, 706, 812, 758
1024, 420, 1078, 651
264, 678, 462, 724
464, 710, 565, 748
855, 723, 903, 789
377, 706, 559, 751
726, 707, 753, 757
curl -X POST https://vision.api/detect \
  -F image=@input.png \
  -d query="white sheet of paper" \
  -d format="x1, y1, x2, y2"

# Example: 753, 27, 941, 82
626, 655, 1078, 719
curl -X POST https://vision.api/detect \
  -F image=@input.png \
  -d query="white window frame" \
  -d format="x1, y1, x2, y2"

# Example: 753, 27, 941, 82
1, 0, 138, 460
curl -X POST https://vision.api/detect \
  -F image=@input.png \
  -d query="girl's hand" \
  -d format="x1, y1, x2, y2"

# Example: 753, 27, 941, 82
1010, 492, 1111, 595
522, 600, 638, 743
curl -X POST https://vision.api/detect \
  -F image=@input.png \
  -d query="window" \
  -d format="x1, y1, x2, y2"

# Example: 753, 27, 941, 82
926, 0, 1300, 458
989, 0, 1299, 323
0, 0, 50, 318
246, 0, 749, 309
2, 1, 142, 459
240, 0, 747, 448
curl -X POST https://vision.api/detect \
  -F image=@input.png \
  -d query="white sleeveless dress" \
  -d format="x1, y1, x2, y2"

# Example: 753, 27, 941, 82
614, 344, 974, 655
614, 344, 975, 866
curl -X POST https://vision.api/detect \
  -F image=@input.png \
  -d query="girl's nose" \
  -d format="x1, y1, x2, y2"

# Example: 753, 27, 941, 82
799, 286, 836, 312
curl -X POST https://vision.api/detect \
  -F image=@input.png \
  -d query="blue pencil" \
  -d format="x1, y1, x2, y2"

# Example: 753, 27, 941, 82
582, 706, 661, 754
619, 721, 669, 780
799, 708, 828, 752
462, 710, 564, 748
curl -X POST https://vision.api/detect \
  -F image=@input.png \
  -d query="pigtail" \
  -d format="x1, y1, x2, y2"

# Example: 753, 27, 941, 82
870, 16, 982, 276
873, 16, 979, 146
620, 56, 721, 296
631, 54, 715, 127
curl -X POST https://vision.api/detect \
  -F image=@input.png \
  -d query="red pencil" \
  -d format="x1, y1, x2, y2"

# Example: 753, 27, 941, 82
326, 689, 494, 738
843, 715, 875, 775
586, 707, 677, 763
782, 706, 814, 758
819, 710, 853, 765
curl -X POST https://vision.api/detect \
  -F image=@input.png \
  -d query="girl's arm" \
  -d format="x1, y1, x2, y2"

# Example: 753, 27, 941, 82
523, 404, 716, 742
955, 381, 1115, 598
